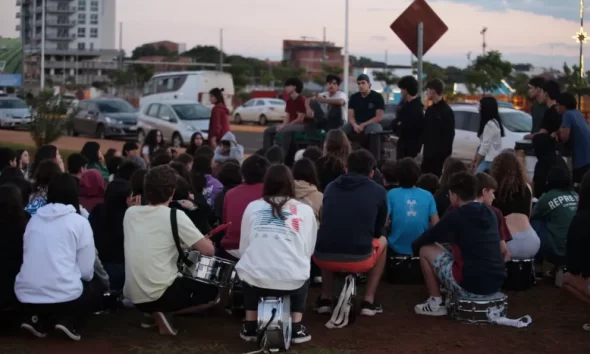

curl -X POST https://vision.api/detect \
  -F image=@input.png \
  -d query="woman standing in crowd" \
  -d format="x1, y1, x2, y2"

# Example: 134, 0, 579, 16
185, 132, 205, 157
25, 160, 62, 215
472, 97, 504, 173
434, 157, 468, 216
16, 173, 96, 341
15, 149, 29, 178
236, 164, 317, 344
208, 88, 230, 149
316, 129, 352, 192
491, 151, 540, 259
81, 142, 109, 182
0, 184, 27, 310
79, 169, 106, 213
141, 129, 165, 165
292, 158, 323, 222
28, 145, 64, 180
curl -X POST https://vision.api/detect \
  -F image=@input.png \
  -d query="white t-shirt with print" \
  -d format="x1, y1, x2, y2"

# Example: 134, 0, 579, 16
319, 90, 348, 123
123, 205, 203, 304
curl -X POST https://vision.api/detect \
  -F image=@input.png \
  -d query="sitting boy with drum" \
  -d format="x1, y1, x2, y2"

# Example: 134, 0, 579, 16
123, 165, 218, 336
411, 172, 506, 316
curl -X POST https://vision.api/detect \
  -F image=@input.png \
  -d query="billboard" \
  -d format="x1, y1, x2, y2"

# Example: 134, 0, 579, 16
0, 38, 23, 87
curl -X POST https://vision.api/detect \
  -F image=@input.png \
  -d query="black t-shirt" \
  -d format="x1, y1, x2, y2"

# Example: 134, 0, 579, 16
566, 210, 590, 277
348, 90, 385, 124
540, 105, 562, 134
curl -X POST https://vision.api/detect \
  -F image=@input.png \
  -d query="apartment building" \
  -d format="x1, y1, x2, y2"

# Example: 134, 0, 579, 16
16, 0, 118, 86
282, 39, 343, 78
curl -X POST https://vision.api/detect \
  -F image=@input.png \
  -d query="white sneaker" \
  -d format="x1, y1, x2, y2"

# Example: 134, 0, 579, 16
414, 299, 448, 317
555, 268, 564, 288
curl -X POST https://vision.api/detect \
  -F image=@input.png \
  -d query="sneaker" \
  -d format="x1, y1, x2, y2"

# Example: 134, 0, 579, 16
121, 298, 135, 309
313, 276, 322, 284
360, 301, 383, 316
20, 315, 47, 338
152, 312, 177, 336
291, 324, 311, 344
313, 297, 332, 314
583, 323, 590, 332
140, 313, 157, 329
55, 323, 81, 341
240, 321, 258, 342
414, 298, 448, 317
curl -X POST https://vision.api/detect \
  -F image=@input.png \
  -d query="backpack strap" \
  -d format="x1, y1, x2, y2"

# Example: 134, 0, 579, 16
170, 207, 193, 269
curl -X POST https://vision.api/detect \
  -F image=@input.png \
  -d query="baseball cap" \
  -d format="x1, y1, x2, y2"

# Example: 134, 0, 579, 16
356, 74, 371, 83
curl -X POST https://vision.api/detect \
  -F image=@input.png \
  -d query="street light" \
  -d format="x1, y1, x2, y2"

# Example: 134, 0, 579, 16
40, 0, 46, 89
572, 0, 587, 79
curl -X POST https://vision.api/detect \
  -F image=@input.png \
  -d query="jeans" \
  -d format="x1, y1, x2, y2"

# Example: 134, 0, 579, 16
341, 123, 384, 159
531, 220, 565, 266
103, 263, 125, 291
262, 123, 307, 154
242, 280, 309, 313
475, 160, 492, 173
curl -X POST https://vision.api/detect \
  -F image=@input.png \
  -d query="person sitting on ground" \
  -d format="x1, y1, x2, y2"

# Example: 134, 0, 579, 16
213, 161, 242, 226
491, 151, 540, 259
150, 151, 172, 168
16, 173, 96, 340
562, 172, 590, 329
81, 142, 109, 182
28, 145, 64, 181
123, 165, 218, 336
192, 154, 223, 207
315, 129, 351, 192
213, 132, 244, 164
104, 148, 120, 166
313, 149, 388, 316
0, 147, 17, 172
293, 158, 323, 222
236, 164, 317, 344
434, 157, 468, 217
169, 175, 212, 239
532, 133, 569, 199
302, 145, 322, 164
79, 169, 105, 213
25, 160, 62, 215
122, 142, 139, 159
141, 130, 165, 165
265, 145, 285, 165
380, 159, 398, 191
185, 132, 204, 157
116, 160, 140, 181
411, 172, 506, 317
387, 158, 439, 256
531, 167, 578, 270
0, 167, 32, 206
106, 156, 124, 182
67, 153, 88, 185
417, 173, 440, 196
219, 155, 270, 261
15, 149, 29, 178
174, 153, 193, 171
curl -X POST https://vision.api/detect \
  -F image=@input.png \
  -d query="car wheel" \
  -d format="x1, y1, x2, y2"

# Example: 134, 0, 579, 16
234, 114, 242, 124
259, 114, 268, 126
95, 124, 106, 139
137, 129, 145, 144
172, 132, 183, 148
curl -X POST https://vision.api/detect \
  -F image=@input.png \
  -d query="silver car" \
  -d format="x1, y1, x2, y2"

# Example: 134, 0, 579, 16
0, 97, 32, 129
71, 98, 139, 139
137, 100, 211, 147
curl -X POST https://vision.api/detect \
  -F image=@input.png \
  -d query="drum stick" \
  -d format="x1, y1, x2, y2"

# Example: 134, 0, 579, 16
205, 222, 232, 238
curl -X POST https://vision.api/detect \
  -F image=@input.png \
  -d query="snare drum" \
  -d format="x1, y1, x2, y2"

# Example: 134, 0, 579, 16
387, 254, 423, 284
504, 258, 535, 291
181, 251, 236, 288
449, 293, 508, 324
258, 296, 292, 352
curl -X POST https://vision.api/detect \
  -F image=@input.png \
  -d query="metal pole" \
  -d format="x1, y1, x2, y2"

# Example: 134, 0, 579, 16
322, 27, 326, 67
40, 0, 46, 89
219, 28, 223, 72
119, 22, 124, 70
417, 22, 424, 103
343, 0, 349, 96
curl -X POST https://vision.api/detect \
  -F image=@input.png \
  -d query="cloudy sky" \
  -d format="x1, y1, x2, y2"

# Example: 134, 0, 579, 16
0, 0, 588, 68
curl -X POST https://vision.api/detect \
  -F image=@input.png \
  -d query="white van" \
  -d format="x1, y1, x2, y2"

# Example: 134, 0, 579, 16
139, 71, 235, 110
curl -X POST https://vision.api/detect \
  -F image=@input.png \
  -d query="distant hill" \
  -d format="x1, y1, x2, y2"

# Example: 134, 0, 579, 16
0, 38, 22, 74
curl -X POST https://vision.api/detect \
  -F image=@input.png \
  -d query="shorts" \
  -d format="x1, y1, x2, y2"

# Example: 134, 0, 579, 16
242, 280, 309, 313
313, 239, 385, 274
433, 252, 483, 299
134, 276, 218, 313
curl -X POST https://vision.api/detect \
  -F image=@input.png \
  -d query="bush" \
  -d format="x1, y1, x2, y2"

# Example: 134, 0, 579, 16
28, 90, 68, 147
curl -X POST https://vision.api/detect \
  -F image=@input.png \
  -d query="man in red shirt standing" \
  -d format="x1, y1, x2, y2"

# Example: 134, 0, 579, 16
262, 78, 309, 157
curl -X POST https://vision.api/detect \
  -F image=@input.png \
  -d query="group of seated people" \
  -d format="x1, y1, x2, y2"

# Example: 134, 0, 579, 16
0, 122, 589, 346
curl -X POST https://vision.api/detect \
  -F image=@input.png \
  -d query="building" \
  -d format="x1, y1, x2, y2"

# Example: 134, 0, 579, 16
142, 40, 185, 54
282, 39, 343, 77
16, 0, 118, 86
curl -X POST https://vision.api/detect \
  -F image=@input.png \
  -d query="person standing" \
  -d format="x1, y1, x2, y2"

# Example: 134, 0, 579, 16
393, 76, 424, 160
472, 97, 504, 173
525, 79, 561, 140
556, 93, 590, 184
208, 88, 231, 149
421, 79, 455, 177
528, 77, 547, 134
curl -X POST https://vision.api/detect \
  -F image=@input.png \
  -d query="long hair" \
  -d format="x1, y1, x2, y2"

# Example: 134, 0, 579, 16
577, 171, 590, 212
323, 129, 352, 169
81, 141, 101, 165
186, 132, 203, 156
103, 179, 131, 229
478, 96, 505, 137
46, 173, 81, 214
292, 158, 320, 189
143, 129, 164, 157
489, 151, 528, 203
263, 164, 296, 220
29, 144, 58, 179
440, 157, 467, 190
209, 88, 226, 105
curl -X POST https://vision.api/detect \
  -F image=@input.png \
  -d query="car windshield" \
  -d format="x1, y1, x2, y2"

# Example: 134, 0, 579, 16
0, 99, 28, 109
172, 104, 210, 120
501, 111, 532, 133
96, 100, 137, 113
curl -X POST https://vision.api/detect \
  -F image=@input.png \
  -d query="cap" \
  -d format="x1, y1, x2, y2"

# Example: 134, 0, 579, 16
357, 74, 371, 83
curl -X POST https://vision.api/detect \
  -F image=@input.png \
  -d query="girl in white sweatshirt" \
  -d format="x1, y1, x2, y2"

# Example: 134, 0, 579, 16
473, 97, 505, 173
15, 173, 96, 341
235, 164, 317, 345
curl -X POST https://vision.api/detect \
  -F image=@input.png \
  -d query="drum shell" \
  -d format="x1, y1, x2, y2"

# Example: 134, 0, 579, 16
181, 252, 236, 288
257, 297, 292, 351
450, 296, 508, 323
504, 259, 535, 291
387, 255, 423, 284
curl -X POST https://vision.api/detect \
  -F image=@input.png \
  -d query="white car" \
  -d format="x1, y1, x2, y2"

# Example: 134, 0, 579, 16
233, 98, 286, 125
449, 103, 535, 178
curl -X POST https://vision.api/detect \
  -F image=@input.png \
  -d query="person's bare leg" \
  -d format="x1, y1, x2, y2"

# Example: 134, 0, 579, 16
419, 244, 445, 297
364, 236, 387, 303
320, 269, 334, 300
291, 312, 303, 322
245, 310, 257, 321
563, 273, 590, 305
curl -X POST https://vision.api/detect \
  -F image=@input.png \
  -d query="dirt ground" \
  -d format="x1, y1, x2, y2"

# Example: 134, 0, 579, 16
0, 281, 588, 354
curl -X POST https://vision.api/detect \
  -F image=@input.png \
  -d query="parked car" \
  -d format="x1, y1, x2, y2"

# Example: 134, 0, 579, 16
233, 98, 286, 125
0, 97, 32, 129
137, 100, 210, 147
69, 98, 139, 139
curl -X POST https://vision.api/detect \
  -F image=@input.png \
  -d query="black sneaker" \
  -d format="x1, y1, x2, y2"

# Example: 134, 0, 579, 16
240, 321, 258, 342
313, 297, 332, 314
20, 315, 47, 338
360, 301, 383, 316
140, 313, 156, 329
291, 323, 311, 344
55, 323, 81, 341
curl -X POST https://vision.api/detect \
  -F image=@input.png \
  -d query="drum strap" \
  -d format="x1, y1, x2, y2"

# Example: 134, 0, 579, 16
170, 208, 194, 269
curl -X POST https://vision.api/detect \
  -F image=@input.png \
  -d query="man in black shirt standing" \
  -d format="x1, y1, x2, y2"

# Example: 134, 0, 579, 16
343, 74, 385, 158
528, 77, 547, 134
393, 76, 425, 160
525, 79, 562, 140
421, 79, 455, 177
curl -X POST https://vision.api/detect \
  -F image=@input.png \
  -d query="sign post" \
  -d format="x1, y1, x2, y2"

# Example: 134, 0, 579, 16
417, 23, 424, 103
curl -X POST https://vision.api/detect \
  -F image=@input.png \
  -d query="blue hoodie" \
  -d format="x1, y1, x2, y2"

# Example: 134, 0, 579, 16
213, 132, 244, 163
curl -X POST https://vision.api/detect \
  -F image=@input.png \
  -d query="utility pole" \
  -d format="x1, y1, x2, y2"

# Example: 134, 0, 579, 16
322, 27, 327, 68
343, 0, 349, 96
40, 0, 46, 89
219, 28, 224, 72
480, 27, 487, 56
467, 51, 472, 66
118, 22, 124, 70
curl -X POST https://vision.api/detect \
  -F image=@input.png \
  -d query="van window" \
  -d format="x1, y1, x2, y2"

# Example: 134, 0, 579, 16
172, 104, 210, 120
146, 104, 160, 117
143, 75, 188, 96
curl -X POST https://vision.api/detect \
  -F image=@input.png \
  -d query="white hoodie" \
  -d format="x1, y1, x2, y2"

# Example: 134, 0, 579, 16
15, 203, 95, 304
236, 198, 317, 291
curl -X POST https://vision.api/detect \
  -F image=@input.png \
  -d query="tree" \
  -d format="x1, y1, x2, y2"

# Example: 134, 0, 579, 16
464, 51, 512, 94
509, 72, 530, 97
29, 90, 69, 147
131, 44, 174, 59
373, 70, 399, 85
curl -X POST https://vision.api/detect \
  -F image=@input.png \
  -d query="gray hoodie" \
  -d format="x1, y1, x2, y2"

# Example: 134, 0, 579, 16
214, 131, 244, 163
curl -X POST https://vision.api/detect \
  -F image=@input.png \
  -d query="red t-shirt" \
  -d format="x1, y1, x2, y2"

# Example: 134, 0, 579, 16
446, 204, 512, 242
285, 95, 307, 123
220, 183, 264, 250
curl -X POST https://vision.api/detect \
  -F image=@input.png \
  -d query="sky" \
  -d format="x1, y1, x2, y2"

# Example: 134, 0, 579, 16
0, 0, 589, 69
